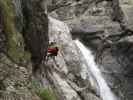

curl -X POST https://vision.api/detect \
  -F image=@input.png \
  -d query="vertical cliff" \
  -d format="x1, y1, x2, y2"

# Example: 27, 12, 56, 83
0, 0, 48, 99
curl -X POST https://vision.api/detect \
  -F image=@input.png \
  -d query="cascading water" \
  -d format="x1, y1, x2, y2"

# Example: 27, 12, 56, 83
75, 40, 117, 100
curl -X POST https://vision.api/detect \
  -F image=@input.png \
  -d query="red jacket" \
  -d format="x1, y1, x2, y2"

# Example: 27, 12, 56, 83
48, 47, 58, 54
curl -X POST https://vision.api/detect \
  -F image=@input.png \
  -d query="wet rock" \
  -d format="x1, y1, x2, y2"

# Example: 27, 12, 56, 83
47, 17, 101, 100
99, 42, 133, 100
49, 17, 81, 74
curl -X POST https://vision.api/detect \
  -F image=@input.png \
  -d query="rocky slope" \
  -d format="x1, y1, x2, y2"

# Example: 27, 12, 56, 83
0, 0, 133, 100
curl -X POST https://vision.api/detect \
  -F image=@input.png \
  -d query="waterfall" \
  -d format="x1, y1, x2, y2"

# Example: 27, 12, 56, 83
75, 40, 117, 100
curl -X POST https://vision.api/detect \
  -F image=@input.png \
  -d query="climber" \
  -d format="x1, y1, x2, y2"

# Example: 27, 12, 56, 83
47, 42, 59, 58
47, 47, 59, 57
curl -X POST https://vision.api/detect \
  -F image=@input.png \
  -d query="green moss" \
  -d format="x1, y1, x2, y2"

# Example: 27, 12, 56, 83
32, 79, 57, 100
0, 0, 31, 62
38, 88, 57, 100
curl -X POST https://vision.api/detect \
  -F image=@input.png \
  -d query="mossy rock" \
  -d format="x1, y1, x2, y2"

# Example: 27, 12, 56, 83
0, 0, 31, 63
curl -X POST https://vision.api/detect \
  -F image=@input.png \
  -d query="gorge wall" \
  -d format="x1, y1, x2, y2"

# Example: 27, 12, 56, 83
47, 0, 133, 100
0, 0, 133, 100
0, 0, 48, 99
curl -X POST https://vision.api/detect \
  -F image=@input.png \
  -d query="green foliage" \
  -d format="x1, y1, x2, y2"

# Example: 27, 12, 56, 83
38, 88, 57, 100
32, 79, 57, 100
0, 0, 31, 62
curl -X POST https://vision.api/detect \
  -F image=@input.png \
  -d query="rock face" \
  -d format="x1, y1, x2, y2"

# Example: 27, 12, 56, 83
22, 0, 49, 70
100, 42, 133, 100
46, 17, 101, 100
0, 54, 38, 100
0, 0, 48, 99
1, 0, 133, 100
119, 0, 133, 31
47, 0, 133, 100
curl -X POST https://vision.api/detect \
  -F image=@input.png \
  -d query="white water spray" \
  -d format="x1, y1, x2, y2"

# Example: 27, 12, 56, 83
75, 40, 117, 100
